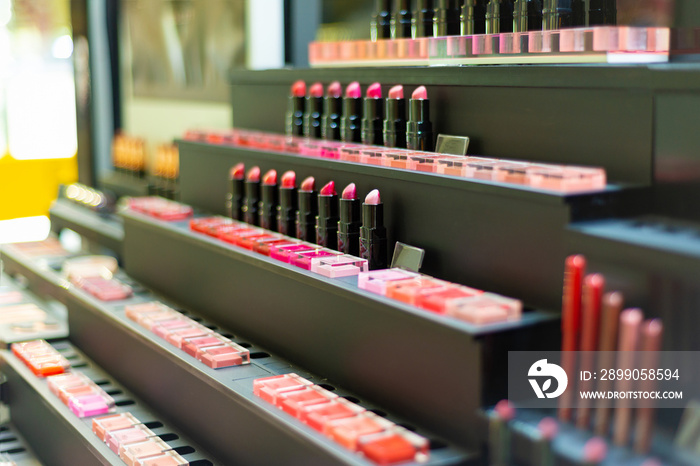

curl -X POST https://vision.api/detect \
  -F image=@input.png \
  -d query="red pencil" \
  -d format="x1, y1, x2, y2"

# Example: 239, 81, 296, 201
635, 319, 663, 453
613, 308, 643, 446
594, 292, 623, 436
559, 255, 585, 422
577, 274, 604, 429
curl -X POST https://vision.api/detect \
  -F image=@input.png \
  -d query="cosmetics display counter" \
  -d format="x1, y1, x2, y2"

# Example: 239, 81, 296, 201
49, 198, 124, 257
0, 241, 471, 465
0, 341, 217, 465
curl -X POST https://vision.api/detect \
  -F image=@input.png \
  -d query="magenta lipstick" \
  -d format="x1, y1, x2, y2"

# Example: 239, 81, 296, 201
338, 183, 361, 256
407, 86, 434, 152
286, 80, 306, 136
277, 171, 297, 236
259, 169, 278, 231
383, 85, 407, 148
322, 81, 343, 141
316, 181, 339, 249
296, 176, 318, 242
341, 81, 363, 143
229, 163, 245, 221
360, 189, 387, 270
303, 82, 324, 139
243, 166, 261, 226
361, 83, 384, 146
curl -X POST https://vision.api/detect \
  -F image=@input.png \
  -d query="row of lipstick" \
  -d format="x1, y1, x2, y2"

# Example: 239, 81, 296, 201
559, 255, 663, 454
254, 373, 429, 465
286, 80, 434, 152
184, 128, 607, 193
229, 165, 388, 269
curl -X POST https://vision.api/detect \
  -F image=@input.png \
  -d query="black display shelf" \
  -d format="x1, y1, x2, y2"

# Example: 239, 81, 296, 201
177, 140, 642, 311
567, 216, 700, 353
1, 243, 472, 465
99, 171, 150, 199
49, 199, 123, 257
0, 342, 217, 465
121, 209, 560, 448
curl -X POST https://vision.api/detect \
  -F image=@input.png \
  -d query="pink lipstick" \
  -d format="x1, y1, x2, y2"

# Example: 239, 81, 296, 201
361, 83, 384, 146
243, 166, 261, 226
341, 82, 363, 143
360, 189, 387, 270
259, 169, 278, 231
338, 183, 361, 256
277, 171, 297, 236
407, 86, 434, 152
383, 85, 407, 148
286, 80, 306, 136
229, 163, 245, 221
322, 81, 343, 141
316, 181, 339, 249
303, 82, 324, 139
296, 176, 318, 242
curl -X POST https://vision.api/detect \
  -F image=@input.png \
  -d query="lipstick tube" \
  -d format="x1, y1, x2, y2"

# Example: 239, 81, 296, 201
316, 183, 339, 249
243, 168, 260, 226
229, 164, 245, 221
360, 190, 387, 270
383, 86, 406, 149
296, 186, 318, 243
412, 0, 435, 38
371, 0, 392, 41
433, 0, 461, 36
407, 87, 434, 152
341, 92, 363, 144
589, 0, 615, 25
303, 83, 324, 139
391, 0, 412, 38
338, 201, 361, 257
513, 0, 543, 32
543, 0, 574, 30
461, 0, 487, 35
361, 87, 384, 147
486, 0, 514, 34
322, 83, 343, 141
286, 81, 306, 136
277, 178, 297, 237
260, 172, 278, 231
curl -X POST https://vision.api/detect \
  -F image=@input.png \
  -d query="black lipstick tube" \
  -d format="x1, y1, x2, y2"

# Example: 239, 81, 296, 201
543, 0, 574, 29
383, 96, 407, 148
360, 203, 388, 270
286, 94, 305, 136
407, 97, 434, 152
338, 198, 361, 256
486, 0, 514, 34
434, 0, 461, 36
371, 0, 392, 40
361, 97, 385, 146
243, 178, 260, 226
413, 0, 435, 38
341, 97, 363, 143
296, 190, 318, 242
277, 186, 297, 236
259, 183, 279, 231
322, 95, 342, 141
230, 177, 244, 221
303, 94, 323, 139
316, 193, 339, 249
588, 0, 615, 25
513, 0, 543, 32
391, 0, 412, 38
461, 0, 487, 35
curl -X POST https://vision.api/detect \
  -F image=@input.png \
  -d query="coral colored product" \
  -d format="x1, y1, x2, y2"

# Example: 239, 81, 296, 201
120, 438, 172, 466
253, 373, 314, 405
229, 163, 245, 221
338, 183, 362, 256
415, 285, 484, 313
361, 83, 384, 146
277, 386, 338, 417
326, 412, 393, 451
259, 169, 279, 231
277, 171, 298, 236
445, 292, 523, 324
359, 189, 388, 270
322, 81, 343, 141
358, 428, 430, 465
385, 276, 451, 305
93, 412, 141, 441
303, 82, 324, 138
164, 325, 210, 349
301, 399, 366, 433
358, 269, 420, 295
12, 339, 71, 377
296, 177, 318, 242
383, 85, 407, 148
406, 86, 434, 152
243, 166, 261, 226
106, 425, 155, 454
341, 82, 363, 143
286, 80, 306, 136
71, 276, 133, 301
316, 181, 340, 249
198, 343, 251, 369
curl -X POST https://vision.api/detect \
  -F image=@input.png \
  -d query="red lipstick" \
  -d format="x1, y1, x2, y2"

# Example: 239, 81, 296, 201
361, 83, 384, 146
338, 183, 361, 256
296, 176, 318, 242
277, 171, 297, 236
316, 181, 339, 249
360, 189, 387, 270
229, 163, 245, 221
341, 82, 363, 143
407, 86, 434, 152
259, 169, 279, 231
304, 82, 324, 139
286, 80, 306, 136
383, 85, 407, 148
243, 166, 261, 226
322, 81, 343, 141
